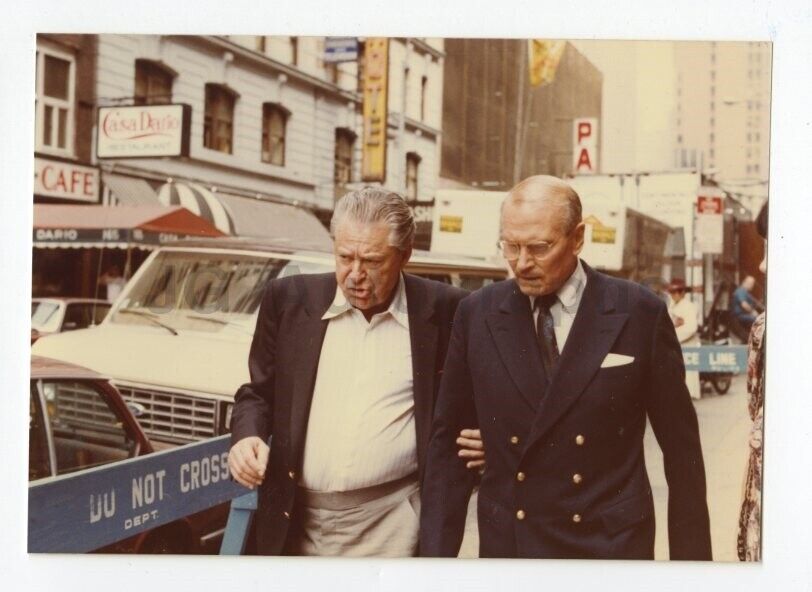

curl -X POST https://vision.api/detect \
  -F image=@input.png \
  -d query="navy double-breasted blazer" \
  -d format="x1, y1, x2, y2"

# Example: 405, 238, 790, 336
419, 262, 712, 560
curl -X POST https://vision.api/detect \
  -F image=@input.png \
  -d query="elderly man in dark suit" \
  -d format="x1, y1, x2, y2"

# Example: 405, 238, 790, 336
228, 187, 466, 556
420, 175, 712, 560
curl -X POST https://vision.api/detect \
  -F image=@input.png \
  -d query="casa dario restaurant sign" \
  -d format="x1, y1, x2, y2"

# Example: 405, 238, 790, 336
97, 104, 191, 158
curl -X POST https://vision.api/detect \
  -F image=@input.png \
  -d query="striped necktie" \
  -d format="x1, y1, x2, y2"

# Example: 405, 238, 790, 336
535, 292, 561, 382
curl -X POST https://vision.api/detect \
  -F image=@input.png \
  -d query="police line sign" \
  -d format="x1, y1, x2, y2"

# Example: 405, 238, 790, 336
681, 345, 748, 373
28, 435, 247, 553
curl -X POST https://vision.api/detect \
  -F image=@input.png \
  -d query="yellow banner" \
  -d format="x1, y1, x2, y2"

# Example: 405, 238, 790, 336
528, 40, 566, 87
362, 38, 389, 182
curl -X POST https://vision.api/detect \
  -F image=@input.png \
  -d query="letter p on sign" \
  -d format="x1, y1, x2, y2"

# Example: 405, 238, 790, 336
573, 117, 599, 174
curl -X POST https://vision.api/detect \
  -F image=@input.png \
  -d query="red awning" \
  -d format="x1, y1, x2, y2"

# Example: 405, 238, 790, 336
33, 204, 225, 249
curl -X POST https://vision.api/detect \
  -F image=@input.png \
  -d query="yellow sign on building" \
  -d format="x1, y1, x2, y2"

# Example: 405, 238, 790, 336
362, 38, 389, 182
439, 215, 463, 233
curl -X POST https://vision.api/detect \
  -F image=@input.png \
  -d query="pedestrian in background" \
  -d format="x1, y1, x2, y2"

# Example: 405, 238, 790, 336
737, 201, 768, 562
667, 278, 701, 400
731, 275, 763, 333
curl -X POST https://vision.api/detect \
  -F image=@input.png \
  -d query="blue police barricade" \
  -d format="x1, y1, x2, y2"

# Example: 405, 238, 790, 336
28, 434, 251, 553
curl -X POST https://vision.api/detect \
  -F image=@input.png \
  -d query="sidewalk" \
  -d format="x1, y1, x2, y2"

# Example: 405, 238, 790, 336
458, 374, 752, 560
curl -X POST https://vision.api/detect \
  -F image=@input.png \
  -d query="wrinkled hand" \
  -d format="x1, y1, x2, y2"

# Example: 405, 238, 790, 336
228, 436, 270, 489
457, 428, 485, 470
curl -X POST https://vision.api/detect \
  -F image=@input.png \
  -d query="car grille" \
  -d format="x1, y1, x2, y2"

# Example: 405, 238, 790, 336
54, 382, 118, 427
115, 384, 218, 444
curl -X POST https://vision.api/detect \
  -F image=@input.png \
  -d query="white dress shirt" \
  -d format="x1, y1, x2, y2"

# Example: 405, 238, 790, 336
300, 274, 417, 492
530, 259, 588, 352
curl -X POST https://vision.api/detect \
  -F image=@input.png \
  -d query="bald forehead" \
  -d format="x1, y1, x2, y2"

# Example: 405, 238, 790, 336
507, 176, 577, 207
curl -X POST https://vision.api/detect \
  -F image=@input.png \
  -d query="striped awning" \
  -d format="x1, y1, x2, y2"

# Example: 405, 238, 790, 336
103, 173, 159, 206
157, 182, 236, 235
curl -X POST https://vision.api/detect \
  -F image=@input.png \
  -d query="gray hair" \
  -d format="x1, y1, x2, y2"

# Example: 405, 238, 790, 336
502, 175, 583, 235
330, 187, 416, 252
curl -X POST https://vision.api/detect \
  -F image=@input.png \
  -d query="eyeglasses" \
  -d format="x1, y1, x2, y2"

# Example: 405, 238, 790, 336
497, 239, 557, 261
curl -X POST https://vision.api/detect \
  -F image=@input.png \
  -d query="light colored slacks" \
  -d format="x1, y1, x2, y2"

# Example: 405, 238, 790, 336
288, 478, 420, 558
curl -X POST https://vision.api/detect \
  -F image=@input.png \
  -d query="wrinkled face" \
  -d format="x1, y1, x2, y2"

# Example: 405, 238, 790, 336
501, 198, 585, 297
334, 219, 411, 311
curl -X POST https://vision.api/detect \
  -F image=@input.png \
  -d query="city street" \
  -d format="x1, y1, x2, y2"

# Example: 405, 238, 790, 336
458, 374, 752, 561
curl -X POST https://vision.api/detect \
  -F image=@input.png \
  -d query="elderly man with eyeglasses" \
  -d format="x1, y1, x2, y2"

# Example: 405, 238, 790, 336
419, 175, 712, 561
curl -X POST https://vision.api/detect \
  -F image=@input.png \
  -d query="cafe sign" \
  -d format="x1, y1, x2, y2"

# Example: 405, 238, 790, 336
34, 157, 99, 203
97, 104, 191, 158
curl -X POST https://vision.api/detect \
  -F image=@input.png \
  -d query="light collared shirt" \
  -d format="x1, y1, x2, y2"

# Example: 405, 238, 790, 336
530, 259, 588, 352
300, 274, 417, 492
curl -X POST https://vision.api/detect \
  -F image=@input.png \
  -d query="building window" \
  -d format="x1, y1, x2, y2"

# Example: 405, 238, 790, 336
709, 148, 715, 159
134, 59, 174, 105
406, 152, 421, 200
747, 132, 752, 142
290, 37, 299, 66
677, 134, 683, 144
261, 103, 289, 166
35, 44, 75, 155
754, 164, 760, 173
256, 36, 266, 53
204, 84, 237, 154
326, 62, 339, 84
334, 128, 355, 196
709, 133, 715, 144
356, 41, 365, 94
403, 67, 410, 115
420, 76, 428, 122
710, 117, 715, 127
710, 85, 715, 96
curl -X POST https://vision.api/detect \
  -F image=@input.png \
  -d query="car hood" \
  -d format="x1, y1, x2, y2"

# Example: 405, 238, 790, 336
31, 323, 252, 397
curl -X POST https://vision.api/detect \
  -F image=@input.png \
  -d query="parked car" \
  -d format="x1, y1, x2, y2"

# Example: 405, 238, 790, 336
31, 298, 111, 343
32, 237, 508, 447
29, 355, 226, 553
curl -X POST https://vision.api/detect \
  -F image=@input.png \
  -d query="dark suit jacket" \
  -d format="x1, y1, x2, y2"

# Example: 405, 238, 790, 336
419, 262, 712, 560
230, 272, 466, 555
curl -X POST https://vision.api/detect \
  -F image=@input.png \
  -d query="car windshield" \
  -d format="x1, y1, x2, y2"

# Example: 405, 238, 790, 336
31, 301, 62, 333
110, 250, 332, 332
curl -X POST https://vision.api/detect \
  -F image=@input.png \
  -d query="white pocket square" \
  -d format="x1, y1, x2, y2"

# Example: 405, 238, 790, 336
600, 353, 635, 368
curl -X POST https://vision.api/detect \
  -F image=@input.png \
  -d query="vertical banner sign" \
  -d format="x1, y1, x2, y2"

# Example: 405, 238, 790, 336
695, 190, 725, 254
573, 117, 598, 174
362, 38, 389, 182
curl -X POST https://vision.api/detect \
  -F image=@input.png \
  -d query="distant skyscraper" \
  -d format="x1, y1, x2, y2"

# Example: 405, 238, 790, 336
674, 41, 771, 208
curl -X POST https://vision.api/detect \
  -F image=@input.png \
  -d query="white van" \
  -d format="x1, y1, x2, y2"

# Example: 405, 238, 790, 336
32, 237, 507, 446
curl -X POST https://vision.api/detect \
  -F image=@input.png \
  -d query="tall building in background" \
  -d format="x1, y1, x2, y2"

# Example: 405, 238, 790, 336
440, 39, 601, 190
570, 40, 677, 174
674, 41, 771, 210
